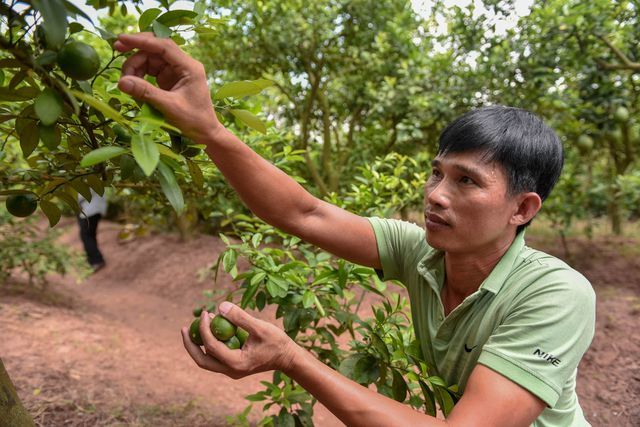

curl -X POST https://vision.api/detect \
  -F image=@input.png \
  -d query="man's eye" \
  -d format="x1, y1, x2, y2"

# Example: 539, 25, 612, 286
460, 176, 475, 185
431, 170, 442, 178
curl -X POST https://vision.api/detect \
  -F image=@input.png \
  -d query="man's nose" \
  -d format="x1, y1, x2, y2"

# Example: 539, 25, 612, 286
425, 181, 450, 208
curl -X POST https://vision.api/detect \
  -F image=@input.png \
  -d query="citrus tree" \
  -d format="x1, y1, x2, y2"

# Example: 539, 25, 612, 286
431, 0, 640, 235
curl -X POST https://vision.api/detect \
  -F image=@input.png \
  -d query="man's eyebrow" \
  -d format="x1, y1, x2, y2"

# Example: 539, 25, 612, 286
430, 159, 485, 179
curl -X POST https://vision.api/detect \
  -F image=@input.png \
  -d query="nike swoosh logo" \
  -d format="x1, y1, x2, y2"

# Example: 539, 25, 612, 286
464, 344, 478, 353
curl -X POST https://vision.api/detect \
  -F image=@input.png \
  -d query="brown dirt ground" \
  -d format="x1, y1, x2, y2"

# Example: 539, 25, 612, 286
1, 220, 639, 426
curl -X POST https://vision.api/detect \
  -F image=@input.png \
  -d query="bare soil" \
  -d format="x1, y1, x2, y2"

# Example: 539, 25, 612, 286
1, 220, 638, 426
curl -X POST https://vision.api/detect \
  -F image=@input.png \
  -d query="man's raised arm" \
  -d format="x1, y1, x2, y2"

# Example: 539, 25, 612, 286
114, 33, 380, 268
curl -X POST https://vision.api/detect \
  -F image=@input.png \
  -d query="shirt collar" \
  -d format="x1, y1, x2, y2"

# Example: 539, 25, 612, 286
417, 231, 526, 294
479, 231, 526, 294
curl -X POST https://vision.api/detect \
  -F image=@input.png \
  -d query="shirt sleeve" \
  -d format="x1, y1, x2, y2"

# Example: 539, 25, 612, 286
478, 268, 596, 407
367, 217, 426, 283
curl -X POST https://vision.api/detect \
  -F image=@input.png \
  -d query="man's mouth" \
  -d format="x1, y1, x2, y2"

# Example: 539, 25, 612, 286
426, 213, 450, 226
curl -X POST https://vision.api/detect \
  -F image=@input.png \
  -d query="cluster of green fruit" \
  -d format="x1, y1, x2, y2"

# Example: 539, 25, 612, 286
576, 106, 638, 154
189, 306, 249, 350
3, 39, 100, 218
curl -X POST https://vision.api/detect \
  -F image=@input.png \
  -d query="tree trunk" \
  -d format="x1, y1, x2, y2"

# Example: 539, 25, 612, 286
0, 358, 35, 427
609, 192, 623, 235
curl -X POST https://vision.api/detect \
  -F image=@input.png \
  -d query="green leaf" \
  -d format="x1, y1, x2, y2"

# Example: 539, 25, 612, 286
131, 134, 160, 176
120, 154, 136, 179
230, 109, 267, 134
313, 294, 325, 316
71, 90, 126, 123
140, 102, 164, 120
0, 190, 37, 196
39, 124, 61, 150
39, 200, 61, 227
255, 291, 266, 310
157, 160, 185, 215
54, 189, 80, 214
80, 146, 127, 167
241, 280, 260, 309
370, 333, 390, 360
186, 158, 204, 189
302, 290, 314, 308
139, 8, 162, 31
338, 354, 363, 380
419, 380, 437, 416
354, 354, 379, 384
35, 51, 58, 67
152, 20, 172, 38
436, 387, 455, 417
34, 88, 63, 126
70, 179, 92, 201
222, 250, 238, 277
19, 121, 39, 158
215, 79, 273, 100
32, 0, 67, 48
62, 0, 93, 23
85, 174, 104, 196
0, 87, 38, 101
96, 27, 117, 45
391, 370, 408, 402
250, 271, 267, 286
156, 10, 198, 27
251, 233, 262, 248
68, 22, 84, 34
156, 143, 184, 161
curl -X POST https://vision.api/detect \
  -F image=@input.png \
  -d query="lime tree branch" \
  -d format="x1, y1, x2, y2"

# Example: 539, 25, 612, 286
596, 34, 640, 72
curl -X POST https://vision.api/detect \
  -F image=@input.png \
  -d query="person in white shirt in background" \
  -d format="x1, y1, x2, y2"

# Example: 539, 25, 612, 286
77, 189, 107, 272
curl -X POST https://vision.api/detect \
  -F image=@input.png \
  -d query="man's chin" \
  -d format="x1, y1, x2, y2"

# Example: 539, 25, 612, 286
425, 233, 446, 250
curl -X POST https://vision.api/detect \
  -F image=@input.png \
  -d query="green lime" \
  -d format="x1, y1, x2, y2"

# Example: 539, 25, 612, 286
210, 315, 236, 341
224, 335, 241, 350
192, 306, 204, 317
6, 194, 37, 218
614, 106, 630, 123
57, 41, 101, 81
189, 317, 203, 346
236, 327, 249, 347
112, 124, 131, 143
576, 134, 593, 153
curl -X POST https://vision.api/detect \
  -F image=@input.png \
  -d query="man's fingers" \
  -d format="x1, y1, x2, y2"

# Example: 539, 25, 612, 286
115, 33, 190, 67
199, 311, 238, 365
181, 327, 229, 373
118, 76, 168, 105
121, 51, 151, 77
218, 302, 261, 335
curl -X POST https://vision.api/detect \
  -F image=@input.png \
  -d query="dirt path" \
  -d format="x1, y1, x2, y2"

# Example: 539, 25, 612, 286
1, 220, 341, 426
1, 221, 639, 426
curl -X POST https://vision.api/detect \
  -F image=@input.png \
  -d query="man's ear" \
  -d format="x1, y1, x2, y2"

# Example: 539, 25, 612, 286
510, 192, 542, 226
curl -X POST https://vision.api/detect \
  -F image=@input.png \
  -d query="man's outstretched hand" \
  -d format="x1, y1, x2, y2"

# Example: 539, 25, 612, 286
114, 33, 221, 142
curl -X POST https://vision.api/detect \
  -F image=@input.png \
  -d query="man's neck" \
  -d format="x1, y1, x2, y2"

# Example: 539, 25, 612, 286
442, 234, 516, 311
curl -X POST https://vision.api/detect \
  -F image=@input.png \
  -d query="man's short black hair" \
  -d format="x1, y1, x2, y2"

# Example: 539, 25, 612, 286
437, 105, 563, 231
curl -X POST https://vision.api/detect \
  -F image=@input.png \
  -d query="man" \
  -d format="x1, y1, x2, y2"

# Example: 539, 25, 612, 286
77, 188, 107, 272
114, 33, 595, 426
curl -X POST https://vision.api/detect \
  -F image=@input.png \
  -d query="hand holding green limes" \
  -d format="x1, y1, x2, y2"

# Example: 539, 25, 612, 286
188, 306, 249, 350
181, 302, 299, 380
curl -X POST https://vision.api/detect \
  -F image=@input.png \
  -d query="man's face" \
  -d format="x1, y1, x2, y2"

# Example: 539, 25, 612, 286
423, 150, 520, 254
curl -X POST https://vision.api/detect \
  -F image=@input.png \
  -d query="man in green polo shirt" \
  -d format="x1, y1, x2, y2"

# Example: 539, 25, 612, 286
115, 33, 595, 426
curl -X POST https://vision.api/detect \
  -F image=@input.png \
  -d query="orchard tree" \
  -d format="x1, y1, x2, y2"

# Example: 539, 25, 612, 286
431, 0, 640, 235
196, 0, 452, 196
0, 0, 274, 420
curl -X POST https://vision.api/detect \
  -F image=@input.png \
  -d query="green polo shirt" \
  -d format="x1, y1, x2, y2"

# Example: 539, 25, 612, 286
368, 217, 596, 427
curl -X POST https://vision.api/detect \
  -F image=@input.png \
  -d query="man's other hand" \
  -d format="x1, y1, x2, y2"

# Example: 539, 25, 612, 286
114, 33, 221, 142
